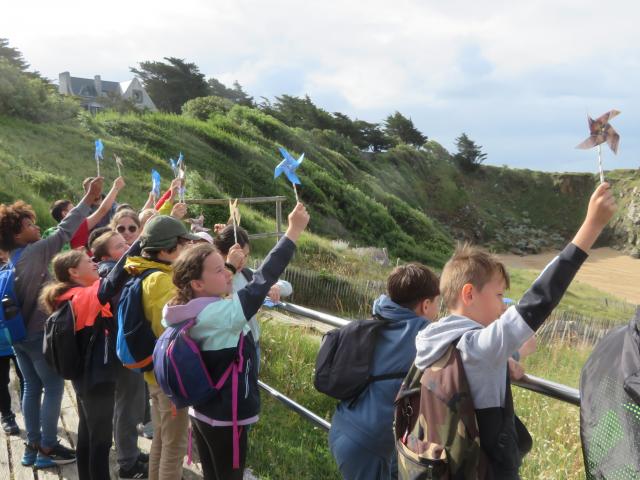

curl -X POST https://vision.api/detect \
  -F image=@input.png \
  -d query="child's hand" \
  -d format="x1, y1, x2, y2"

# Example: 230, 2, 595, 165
113, 176, 125, 192
213, 223, 226, 235
285, 203, 310, 243
585, 182, 616, 230
572, 182, 617, 251
267, 285, 281, 304
508, 358, 525, 381
86, 177, 104, 204
170, 202, 187, 220
227, 243, 246, 270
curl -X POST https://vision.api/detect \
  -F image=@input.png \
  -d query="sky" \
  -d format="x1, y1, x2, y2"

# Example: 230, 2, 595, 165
2, 0, 638, 172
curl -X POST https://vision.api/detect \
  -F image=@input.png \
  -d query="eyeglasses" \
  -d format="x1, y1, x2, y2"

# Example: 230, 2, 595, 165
116, 225, 139, 234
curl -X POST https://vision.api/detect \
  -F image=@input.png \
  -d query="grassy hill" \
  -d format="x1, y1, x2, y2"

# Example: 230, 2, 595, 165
0, 104, 604, 269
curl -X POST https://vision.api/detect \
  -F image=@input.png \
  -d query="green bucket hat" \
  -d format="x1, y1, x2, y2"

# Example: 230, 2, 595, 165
140, 215, 199, 253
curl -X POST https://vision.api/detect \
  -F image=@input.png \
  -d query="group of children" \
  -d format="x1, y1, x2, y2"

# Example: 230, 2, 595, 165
0, 171, 616, 480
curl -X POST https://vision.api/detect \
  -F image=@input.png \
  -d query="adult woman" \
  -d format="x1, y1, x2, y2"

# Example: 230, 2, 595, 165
110, 210, 141, 246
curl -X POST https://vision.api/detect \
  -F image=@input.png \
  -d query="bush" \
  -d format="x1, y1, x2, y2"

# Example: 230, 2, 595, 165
181, 95, 233, 120
0, 60, 79, 122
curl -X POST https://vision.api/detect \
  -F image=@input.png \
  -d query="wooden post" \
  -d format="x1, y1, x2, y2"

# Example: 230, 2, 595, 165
276, 199, 283, 239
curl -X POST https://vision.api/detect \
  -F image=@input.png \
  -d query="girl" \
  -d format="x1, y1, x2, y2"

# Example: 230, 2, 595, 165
40, 251, 117, 480
163, 203, 309, 479
214, 225, 292, 371
110, 210, 141, 247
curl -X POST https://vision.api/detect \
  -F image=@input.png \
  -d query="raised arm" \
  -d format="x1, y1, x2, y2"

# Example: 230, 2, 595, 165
86, 177, 125, 230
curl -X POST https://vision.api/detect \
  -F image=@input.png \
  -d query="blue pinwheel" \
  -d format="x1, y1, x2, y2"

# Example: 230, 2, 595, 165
151, 169, 161, 197
94, 139, 104, 176
169, 158, 178, 178
275, 147, 304, 185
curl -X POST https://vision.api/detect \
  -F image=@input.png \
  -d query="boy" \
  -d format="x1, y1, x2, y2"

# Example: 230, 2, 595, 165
0, 177, 104, 468
92, 230, 148, 479
413, 183, 615, 478
329, 263, 441, 479
44, 176, 125, 250
100, 215, 198, 480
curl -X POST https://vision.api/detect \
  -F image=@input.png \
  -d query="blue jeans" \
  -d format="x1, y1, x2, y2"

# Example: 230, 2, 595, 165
13, 331, 65, 449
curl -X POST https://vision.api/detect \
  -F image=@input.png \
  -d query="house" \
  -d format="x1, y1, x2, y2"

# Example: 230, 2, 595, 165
58, 72, 157, 113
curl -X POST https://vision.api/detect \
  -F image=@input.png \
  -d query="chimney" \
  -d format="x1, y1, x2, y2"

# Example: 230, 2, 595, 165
94, 75, 102, 96
59, 71, 72, 95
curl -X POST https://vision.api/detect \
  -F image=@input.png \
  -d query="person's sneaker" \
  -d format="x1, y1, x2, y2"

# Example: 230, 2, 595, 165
119, 459, 149, 479
141, 421, 153, 439
1, 414, 19, 435
137, 451, 149, 464
21, 442, 38, 466
37, 442, 76, 466
34, 452, 57, 470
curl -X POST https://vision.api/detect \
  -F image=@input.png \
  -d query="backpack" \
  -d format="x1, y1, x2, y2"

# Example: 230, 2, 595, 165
0, 248, 26, 345
394, 343, 488, 480
314, 315, 406, 404
43, 300, 83, 380
116, 269, 159, 372
153, 314, 244, 409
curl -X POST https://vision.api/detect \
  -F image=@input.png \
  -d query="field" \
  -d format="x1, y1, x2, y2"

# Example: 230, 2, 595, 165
249, 315, 596, 480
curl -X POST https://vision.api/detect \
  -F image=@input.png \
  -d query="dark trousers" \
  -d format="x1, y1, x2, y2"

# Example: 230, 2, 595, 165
75, 382, 116, 480
191, 418, 248, 480
0, 355, 23, 417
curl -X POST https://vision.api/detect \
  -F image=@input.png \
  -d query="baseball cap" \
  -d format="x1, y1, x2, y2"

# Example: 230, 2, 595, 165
140, 215, 199, 252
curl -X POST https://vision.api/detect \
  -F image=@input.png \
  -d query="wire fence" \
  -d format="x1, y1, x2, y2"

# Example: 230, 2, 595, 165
254, 260, 637, 347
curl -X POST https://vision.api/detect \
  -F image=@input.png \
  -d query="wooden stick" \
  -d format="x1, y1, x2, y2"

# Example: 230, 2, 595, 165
293, 183, 299, 203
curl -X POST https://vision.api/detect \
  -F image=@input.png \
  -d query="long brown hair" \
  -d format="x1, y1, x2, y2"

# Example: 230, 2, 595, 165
170, 243, 218, 306
39, 250, 85, 314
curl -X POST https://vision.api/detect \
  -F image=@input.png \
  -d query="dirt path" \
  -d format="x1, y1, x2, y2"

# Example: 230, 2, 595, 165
497, 247, 640, 304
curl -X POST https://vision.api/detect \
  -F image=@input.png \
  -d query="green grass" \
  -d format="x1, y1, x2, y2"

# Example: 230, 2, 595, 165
251, 318, 593, 480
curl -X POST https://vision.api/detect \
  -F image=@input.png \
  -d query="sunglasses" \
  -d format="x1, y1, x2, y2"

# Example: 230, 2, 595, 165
116, 225, 139, 234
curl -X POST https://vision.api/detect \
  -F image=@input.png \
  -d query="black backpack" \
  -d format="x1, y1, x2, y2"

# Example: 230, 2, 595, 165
43, 300, 83, 380
314, 315, 406, 404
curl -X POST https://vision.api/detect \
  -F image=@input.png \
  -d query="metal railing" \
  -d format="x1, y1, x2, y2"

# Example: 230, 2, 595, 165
256, 302, 581, 431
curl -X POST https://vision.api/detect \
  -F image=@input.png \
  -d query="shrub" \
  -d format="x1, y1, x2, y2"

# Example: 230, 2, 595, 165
181, 95, 233, 120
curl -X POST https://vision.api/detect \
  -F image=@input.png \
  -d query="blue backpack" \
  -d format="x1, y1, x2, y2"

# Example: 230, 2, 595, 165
0, 249, 26, 347
153, 314, 244, 409
116, 269, 159, 372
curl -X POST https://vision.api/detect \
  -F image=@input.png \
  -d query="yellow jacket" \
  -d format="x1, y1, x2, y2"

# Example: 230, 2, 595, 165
124, 256, 175, 385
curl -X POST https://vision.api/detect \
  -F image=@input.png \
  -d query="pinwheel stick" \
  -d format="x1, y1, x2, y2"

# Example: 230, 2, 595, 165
293, 183, 299, 203
233, 217, 238, 244
597, 145, 604, 184
96, 158, 100, 178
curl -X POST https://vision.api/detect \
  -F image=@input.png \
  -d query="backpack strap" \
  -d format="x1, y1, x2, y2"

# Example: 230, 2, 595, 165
9, 248, 24, 267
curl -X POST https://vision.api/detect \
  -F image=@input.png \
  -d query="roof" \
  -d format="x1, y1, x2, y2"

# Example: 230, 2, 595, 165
68, 76, 121, 97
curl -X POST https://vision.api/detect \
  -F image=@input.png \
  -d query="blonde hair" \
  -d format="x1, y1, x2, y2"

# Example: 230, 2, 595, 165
439, 243, 510, 309
170, 243, 219, 306
110, 209, 140, 230
39, 250, 85, 314
139, 208, 157, 228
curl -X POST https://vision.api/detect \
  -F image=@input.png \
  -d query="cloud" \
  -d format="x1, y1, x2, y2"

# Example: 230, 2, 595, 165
1, 0, 638, 172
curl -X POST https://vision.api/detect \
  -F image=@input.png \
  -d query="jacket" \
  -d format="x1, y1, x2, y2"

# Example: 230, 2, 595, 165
162, 236, 296, 424
330, 294, 428, 458
124, 256, 174, 386
414, 243, 588, 479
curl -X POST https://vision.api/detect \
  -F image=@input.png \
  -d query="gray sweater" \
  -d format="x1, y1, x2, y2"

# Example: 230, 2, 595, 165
12, 203, 91, 335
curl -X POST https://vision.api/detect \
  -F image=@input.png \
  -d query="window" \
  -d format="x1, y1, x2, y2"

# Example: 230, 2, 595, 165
132, 90, 143, 103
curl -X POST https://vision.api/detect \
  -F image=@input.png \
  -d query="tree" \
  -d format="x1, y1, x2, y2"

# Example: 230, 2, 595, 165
384, 111, 427, 147
259, 94, 334, 131
356, 120, 396, 152
453, 133, 487, 172
0, 38, 29, 71
207, 78, 254, 106
130, 57, 209, 113
182, 95, 234, 120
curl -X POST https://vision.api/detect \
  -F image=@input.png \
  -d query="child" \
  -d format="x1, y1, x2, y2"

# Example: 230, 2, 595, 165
40, 250, 117, 480
110, 210, 142, 247
413, 183, 616, 478
0, 177, 104, 469
214, 225, 293, 371
329, 263, 440, 479
164, 203, 309, 480
106, 215, 199, 480
44, 177, 125, 250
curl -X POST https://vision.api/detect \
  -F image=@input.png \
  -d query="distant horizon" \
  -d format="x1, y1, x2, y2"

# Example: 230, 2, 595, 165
3, 0, 637, 173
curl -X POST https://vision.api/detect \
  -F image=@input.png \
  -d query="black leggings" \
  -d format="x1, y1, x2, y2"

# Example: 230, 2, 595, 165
0, 355, 23, 417
75, 382, 116, 480
191, 417, 248, 480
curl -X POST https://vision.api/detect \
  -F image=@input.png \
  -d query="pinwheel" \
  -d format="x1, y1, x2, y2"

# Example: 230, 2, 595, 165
576, 110, 621, 183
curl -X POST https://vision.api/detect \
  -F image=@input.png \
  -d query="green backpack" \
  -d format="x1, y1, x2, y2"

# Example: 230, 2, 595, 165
394, 343, 488, 480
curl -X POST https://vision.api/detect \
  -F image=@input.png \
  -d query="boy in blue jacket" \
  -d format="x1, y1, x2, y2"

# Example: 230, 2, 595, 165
329, 263, 440, 479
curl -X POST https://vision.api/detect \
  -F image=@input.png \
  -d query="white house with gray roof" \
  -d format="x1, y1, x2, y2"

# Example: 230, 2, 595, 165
58, 72, 157, 113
